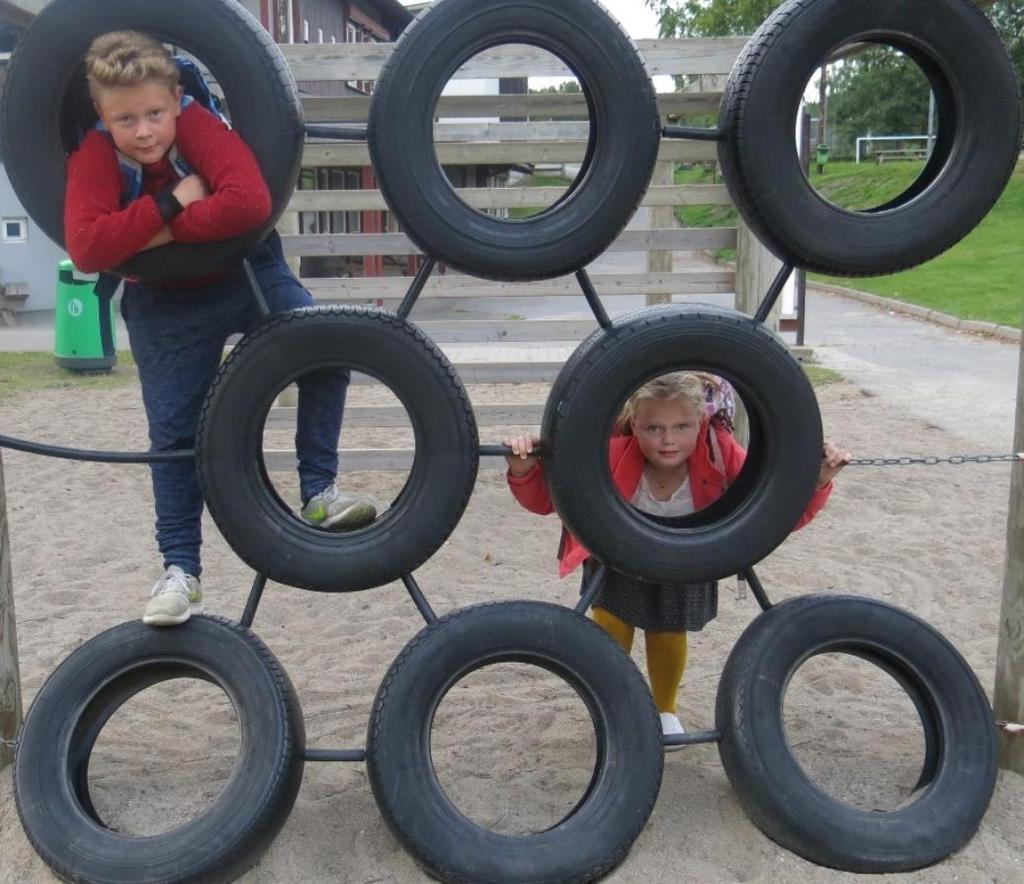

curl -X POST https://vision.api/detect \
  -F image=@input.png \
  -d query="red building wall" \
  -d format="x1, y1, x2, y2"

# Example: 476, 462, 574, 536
257, 1, 413, 278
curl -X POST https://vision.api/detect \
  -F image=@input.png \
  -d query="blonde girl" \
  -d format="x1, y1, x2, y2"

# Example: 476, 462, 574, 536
505, 371, 848, 738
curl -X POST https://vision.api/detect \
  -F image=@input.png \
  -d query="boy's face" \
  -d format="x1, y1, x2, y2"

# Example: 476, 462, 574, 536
94, 81, 182, 165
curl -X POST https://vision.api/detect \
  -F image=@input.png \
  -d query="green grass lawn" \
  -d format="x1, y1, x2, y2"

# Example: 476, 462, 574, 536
804, 363, 842, 387
674, 164, 738, 262
673, 159, 1024, 328
0, 351, 138, 401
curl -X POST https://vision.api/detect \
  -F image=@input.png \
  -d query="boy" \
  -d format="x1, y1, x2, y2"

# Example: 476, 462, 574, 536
65, 31, 375, 627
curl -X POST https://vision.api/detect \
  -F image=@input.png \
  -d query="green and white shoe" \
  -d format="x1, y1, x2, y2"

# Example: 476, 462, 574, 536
301, 485, 377, 531
143, 566, 202, 627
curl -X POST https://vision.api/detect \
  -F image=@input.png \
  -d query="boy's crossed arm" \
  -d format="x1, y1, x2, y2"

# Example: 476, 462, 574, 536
140, 175, 209, 251
65, 104, 270, 273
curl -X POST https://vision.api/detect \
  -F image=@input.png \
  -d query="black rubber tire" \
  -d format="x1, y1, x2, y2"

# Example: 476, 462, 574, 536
541, 304, 822, 584
717, 0, 1022, 277
13, 615, 305, 884
716, 594, 998, 873
366, 601, 664, 884
196, 306, 479, 593
367, 0, 660, 281
0, 0, 303, 280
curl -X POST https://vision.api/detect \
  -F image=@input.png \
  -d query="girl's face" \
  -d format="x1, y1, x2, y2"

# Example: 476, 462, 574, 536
631, 396, 702, 470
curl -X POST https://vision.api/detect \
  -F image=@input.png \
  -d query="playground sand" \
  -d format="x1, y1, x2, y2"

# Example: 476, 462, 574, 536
1, 377, 1022, 883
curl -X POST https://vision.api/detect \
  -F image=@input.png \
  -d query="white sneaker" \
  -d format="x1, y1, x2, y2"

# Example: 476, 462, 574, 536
143, 566, 202, 627
660, 712, 686, 751
301, 485, 377, 531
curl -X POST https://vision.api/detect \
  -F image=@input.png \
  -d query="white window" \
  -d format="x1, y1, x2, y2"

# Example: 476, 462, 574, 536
1, 218, 27, 243
302, 19, 309, 42
317, 27, 324, 43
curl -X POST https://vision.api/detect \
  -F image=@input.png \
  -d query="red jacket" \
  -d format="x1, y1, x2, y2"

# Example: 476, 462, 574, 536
508, 424, 833, 577
64, 103, 271, 275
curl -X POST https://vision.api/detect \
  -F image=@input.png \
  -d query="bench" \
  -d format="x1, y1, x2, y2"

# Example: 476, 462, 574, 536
875, 148, 928, 164
0, 283, 29, 326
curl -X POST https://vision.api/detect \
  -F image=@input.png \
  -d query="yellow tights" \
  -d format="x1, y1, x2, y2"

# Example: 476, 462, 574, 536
592, 606, 688, 714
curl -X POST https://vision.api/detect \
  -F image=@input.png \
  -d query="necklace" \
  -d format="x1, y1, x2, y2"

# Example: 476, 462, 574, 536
647, 467, 686, 491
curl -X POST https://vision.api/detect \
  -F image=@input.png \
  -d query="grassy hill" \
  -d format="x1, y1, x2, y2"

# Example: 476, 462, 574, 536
675, 159, 1023, 328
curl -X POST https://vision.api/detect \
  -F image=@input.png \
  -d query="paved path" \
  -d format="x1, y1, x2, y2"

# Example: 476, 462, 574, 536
803, 287, 1019, 451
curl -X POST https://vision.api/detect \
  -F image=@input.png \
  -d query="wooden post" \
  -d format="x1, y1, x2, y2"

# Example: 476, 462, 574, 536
0, 451, 22, 770
645, 157, 674, 307
817, 63, 828, 157
794, 111, 812, 347
278, 209, 302, 278
994, 335, 1024, 773
733, 222, 783, 446
734, 220, 782, 331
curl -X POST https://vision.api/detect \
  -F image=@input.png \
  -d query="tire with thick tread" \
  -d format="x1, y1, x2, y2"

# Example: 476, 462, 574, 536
196, 306, 479, 592
0, 0, 303, 280
368, 0, 660, 281
13, 615, 305, 884
541, 303, 822, 584
366, 601, 664, 883
716, 594, 997, 872
717, 0, 1021, 276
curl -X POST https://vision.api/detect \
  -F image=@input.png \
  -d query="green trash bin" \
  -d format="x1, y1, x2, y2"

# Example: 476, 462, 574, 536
54, 260, 117, 372
815, 143, 830, 173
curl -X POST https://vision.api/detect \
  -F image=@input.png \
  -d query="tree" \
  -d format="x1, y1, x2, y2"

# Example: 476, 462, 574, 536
989, 1, 1024, 89
646, 0, 1020, 151
645, 0, 780, 38
827, 48, 931, 148
648, 0, 1021, 85
528, 81, 582, 95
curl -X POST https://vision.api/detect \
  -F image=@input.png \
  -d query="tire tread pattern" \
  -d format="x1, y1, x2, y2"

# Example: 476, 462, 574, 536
717, 0, 1022, 276
13, 614, 305, 884
367, 601, 663, 884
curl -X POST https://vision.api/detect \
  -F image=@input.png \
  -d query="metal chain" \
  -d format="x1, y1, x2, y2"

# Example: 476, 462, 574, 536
847, 453, 1023, 467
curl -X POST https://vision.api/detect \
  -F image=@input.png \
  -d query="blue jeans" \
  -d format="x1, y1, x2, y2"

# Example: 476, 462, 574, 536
122, 232, 347, 577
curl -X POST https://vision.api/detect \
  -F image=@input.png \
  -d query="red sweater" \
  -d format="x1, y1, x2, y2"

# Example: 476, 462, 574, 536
64, 103, 271, 276
508, 425, 833, 577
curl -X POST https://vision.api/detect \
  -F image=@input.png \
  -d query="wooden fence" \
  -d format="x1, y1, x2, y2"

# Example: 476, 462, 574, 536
264, 35, 793, 472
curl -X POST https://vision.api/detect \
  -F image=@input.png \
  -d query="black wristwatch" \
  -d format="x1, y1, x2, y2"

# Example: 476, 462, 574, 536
153, 185, 185, 223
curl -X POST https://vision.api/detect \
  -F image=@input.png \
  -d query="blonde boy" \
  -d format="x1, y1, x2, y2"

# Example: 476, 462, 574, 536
66, 32, 374, 626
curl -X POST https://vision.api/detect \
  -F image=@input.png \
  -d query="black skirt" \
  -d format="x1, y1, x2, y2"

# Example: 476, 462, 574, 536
582, 559, 718, 632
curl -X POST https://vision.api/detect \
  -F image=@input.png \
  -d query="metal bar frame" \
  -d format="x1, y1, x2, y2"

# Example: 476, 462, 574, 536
662, 125, 723, 142
397, 258, 437, 319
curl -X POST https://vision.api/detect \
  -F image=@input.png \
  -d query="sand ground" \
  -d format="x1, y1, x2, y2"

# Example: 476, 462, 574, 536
0, 370, 1022, 883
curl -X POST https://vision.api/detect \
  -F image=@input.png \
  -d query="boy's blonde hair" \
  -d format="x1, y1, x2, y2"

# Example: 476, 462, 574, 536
616, 371, 708, 435
85, 31, 179, 101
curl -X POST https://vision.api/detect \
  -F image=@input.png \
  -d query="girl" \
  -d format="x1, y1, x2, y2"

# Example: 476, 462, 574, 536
505, 372, 849, 738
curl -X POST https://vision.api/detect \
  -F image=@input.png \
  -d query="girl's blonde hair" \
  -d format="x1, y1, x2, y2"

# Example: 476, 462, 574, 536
85, 31, 179, 101
616, 371, 709, 435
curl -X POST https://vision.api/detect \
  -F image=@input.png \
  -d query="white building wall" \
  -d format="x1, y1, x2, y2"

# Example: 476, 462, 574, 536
438, 77, 500, 125
0, 167, 68, 312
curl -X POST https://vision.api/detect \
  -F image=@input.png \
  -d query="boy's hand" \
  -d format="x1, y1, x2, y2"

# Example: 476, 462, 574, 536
172, 174, 210, 208
817, 440, 851, 489
140, 226, 175, 251
504, 433, 540, 478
